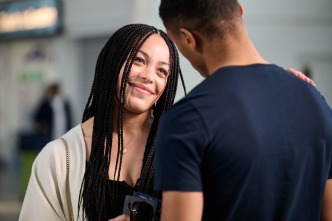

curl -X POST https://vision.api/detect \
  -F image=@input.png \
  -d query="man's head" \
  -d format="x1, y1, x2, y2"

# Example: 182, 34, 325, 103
159, 0, 244, 76
47, 83, 60, 99
159, 0, 241, 39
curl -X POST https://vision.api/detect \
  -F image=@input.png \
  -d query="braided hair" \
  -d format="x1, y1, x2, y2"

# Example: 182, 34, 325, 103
79, 24, 186, 220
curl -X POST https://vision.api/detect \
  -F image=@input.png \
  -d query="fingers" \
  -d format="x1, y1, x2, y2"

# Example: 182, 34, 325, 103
108, 214, 130, 221
287, 68, 317, 87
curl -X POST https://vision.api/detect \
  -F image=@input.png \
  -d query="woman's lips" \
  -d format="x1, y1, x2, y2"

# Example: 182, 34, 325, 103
129, 82, 154, 95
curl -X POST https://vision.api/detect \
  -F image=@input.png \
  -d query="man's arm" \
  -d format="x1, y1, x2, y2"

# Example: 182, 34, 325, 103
161, 191, 203, 221
321, 179, 332, 221
155, 102, 208, 221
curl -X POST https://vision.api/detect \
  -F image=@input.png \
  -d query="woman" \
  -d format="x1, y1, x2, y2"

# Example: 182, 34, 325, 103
19, 24, 185, 221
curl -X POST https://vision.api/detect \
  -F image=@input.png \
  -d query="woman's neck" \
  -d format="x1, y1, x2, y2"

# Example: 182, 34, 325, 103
82, 109, 152, 139
112, 106, 152, 138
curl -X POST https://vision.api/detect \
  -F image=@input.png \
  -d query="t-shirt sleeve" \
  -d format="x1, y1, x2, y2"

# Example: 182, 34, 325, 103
328, 104, 332, 179
329, 156, 332, 178
154, 101, 209, 192
320, 94, 332, 180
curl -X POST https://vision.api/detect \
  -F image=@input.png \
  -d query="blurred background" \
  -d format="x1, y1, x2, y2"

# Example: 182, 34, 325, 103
0, 0, 331, 220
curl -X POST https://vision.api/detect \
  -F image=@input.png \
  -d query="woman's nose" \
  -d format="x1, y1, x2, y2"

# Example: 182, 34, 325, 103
139, 68, 154, 83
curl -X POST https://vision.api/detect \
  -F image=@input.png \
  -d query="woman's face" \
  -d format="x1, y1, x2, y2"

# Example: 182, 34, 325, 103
117, 34, 170, 114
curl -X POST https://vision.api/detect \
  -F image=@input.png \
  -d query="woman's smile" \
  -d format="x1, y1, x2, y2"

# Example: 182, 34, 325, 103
128, 82, 154, 95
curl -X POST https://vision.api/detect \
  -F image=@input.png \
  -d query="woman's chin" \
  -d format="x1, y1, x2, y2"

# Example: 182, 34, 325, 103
122, 97, 155, 114
125, 103, 152, 115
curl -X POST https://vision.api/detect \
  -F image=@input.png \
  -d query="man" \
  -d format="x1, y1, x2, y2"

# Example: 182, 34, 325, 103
154, 1, 332, 220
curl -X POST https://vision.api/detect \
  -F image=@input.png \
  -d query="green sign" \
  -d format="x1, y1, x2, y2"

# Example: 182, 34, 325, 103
19, 70, 44, 82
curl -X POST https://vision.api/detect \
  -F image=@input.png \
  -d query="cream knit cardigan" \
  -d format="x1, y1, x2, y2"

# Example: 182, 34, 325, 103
19, 125, 86, 221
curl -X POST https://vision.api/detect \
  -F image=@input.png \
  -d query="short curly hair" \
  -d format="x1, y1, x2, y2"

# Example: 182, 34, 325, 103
159, 0, 241, 39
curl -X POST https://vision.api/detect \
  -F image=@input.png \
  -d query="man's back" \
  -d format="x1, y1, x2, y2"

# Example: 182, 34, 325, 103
155, 64, 332, 220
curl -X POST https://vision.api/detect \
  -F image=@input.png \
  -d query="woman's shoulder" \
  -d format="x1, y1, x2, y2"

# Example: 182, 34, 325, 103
20, 125, 84, 221
29, 138, 67, 190
61, 124, 86, 152
36, 139, 67, 165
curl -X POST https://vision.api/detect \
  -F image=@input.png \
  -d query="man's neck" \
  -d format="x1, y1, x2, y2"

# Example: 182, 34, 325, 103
204, 28, 269, 76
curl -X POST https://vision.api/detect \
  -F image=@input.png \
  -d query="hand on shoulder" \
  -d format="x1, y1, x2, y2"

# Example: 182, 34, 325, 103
287, 68, 316, 87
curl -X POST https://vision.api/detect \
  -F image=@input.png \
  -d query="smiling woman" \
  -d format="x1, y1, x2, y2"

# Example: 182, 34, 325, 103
19, 24, 186, 221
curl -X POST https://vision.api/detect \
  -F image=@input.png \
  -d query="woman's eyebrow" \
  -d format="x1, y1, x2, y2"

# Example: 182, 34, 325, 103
138, 49, 149, 58
161, 61, 170, 67
138, 49, 170, 66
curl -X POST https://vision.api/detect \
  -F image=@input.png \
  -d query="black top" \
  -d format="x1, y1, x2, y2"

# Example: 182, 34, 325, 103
105, 179, 135, 219
85, 162, 139, 220
155, 64, 332, 221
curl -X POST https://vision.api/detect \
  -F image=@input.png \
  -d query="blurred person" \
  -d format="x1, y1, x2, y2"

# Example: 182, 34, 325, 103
18, 84, 72, 196
35, 83, 72, 141
19, 24, 185, 221
155, 1, 332, 221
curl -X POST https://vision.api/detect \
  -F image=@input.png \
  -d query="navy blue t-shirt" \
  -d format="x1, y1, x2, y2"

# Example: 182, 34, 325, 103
155, 64, 332, 221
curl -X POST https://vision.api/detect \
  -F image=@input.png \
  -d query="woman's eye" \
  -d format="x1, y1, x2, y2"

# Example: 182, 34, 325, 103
134, 57, 144, 64
158, 68, 169, 76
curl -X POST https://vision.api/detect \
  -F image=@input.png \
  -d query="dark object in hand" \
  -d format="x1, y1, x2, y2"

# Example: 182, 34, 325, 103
129, 201, 153, 221
123, 192, 161, 221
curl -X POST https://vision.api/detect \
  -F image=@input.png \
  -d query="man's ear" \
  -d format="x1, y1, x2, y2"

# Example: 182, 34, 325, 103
179, 28, 203, 53
238, 2, 244, 19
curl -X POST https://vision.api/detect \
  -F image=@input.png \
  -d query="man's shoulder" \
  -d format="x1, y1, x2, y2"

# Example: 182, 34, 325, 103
163, 73, 228, 121
183, 64, 264, 99
163, 96, 197, 122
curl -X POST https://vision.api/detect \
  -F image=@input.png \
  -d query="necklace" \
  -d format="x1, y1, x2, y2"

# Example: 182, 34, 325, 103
112, 134, 135, 154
